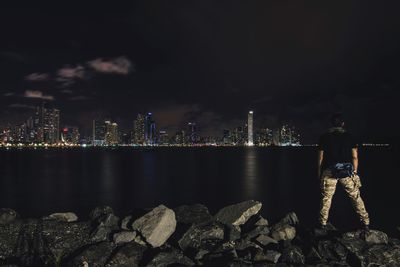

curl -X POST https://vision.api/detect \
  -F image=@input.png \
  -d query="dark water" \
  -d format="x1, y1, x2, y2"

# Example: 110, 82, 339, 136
0, 147, 397, 234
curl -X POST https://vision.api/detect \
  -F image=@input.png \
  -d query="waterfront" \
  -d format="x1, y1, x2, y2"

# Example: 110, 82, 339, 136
0, 146, 397, 234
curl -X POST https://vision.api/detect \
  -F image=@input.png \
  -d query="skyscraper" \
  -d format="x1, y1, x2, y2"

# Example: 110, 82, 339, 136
133, 114, 145, 145
42, 106, 60, 144
187, 122, 197, 144
105, 121, 119, 145
247, 111, 254, 146
145, 113, 156, 145
62, 126, 80, 144
93, 120, 106, 146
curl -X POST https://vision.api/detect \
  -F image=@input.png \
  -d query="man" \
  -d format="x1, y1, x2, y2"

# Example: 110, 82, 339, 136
318, 113, 370, 230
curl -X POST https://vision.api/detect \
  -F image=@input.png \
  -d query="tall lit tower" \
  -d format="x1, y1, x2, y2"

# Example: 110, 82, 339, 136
247, 111, 254, 146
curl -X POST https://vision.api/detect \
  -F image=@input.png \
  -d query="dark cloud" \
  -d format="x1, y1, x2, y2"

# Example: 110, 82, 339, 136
25, 72, 50, 82
23, 90, 54, 101
87, 56, 133, 75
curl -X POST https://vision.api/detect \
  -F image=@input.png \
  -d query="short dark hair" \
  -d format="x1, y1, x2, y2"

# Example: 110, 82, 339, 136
331, 113, 344, 127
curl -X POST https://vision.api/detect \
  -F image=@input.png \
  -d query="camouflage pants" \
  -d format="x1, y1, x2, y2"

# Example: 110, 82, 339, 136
319, 169, 370, 226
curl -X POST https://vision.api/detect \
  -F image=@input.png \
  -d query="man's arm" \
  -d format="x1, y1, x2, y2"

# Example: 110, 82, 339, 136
318, 150, 324, 178
352, 148, 358, 174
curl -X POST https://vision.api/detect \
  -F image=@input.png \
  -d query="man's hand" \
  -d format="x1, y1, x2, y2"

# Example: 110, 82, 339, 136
318, 150, 324, 179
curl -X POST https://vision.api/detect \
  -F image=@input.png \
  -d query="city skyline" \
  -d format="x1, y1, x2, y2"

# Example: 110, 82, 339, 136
0, 106, 303, 146
1, 4, 400, 144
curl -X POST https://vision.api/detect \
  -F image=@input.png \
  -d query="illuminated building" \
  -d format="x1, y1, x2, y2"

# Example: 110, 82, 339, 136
133, 114, 145, 144
279, 124, 301, 146
187, 122, 197, 144
247, 111, 254, 146
174, 130, 185, 145
42, 106, 60, 144
158, 130, 169, 145
223, 129, 231, 145
92, 119, 106, 146
232, 126, 245, 145
145, 113, 156, 145
62, 126, 80, 144
105, 121, 119, 145
257, 128, 273, 145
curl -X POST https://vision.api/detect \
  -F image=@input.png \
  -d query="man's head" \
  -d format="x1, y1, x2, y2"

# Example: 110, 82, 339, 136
331, 113, 345, 128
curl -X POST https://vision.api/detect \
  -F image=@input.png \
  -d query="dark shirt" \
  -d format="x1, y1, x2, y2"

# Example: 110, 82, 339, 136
318, 128, 358, 170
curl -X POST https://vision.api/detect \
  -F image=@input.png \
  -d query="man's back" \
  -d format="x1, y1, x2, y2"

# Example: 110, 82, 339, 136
319, 128, 357, 170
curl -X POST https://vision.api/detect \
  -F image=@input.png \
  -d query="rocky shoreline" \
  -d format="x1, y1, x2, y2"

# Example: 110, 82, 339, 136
1, 201, 399, 266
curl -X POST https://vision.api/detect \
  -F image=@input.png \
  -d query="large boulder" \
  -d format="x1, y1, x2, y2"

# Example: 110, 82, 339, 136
258, 250, 281, 263
214, 200, 262, 226
0, 209, 18, 225
89, 206, 114, 222
106, 242, 146, 267
271, 225, 296, 241
146, 248, 194, 267
41, 220, 95, 264
178, 221, 225, 251
255, 234, 278, 247
349, 243, 400, 266
363, 230, 389, 245
113, 231, 137, 245
281, 245, 305, 265
174, 204, 212, 225
90, 213, 120, 242
132, 205, 176, 248
66, 241, 114, 267
0, 221, 22, 260
270, 212, 298, 242
47, 212, 78, 222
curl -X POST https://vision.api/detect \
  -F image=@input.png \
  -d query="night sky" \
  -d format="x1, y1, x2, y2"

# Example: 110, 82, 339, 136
1, 2, 399, 143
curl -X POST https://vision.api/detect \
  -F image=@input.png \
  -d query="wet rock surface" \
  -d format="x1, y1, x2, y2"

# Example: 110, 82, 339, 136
0, 201, 399, 266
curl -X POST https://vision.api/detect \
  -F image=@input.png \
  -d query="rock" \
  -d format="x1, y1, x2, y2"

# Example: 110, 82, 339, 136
0, 209, 18, 224
316, 240, 346, 262
277, 212, 299, 226
67, 241, 114, 267
213, 241, 236, 253
235, 239, 262, 251
106, 242, 146, 267
215, 200, 262, 226
121, 215, 133, 230
113, 231, 137, 245
41, 220, 95, 264
194, 249, 209, 262
47, 212, 78, 222
263, 250, 282, 263
242, 225, 270, 241
255, 217, 269, 226
0, 221, 22, 260
362, 230, 389, 245
132, 205, 176, 248
281, 245, 305, 265
146, 248, 194, 267
91, 213, 120, 242
354, 243, 400, 266
306, 246, 322, 263
89, 206, 114, 221
271, 225, 296, 241
255, 235, 278, 246
99, 213, 120, 228
174, 204, 212, 224
178, 221, 225, 251
227, 224, 241, 241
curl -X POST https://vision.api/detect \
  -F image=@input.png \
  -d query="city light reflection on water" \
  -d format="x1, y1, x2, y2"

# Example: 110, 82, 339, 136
0, 146, 397, 234
242, 147, 258, 199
